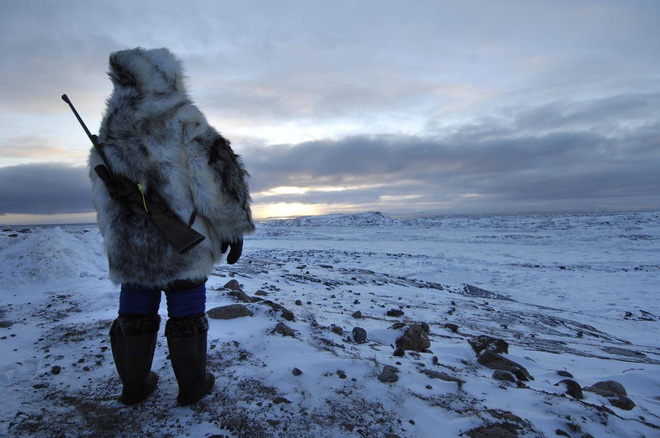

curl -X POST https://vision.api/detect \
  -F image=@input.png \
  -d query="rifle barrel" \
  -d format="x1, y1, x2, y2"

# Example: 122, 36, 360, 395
61, 94, 95, 144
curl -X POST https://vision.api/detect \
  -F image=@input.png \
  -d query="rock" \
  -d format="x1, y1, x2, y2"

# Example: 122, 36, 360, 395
0, 320, 14, 328
207, 304, 254, 320
273, 397, 291, 404
281, 309, 295, 321
422, 369, 465, 388
387, 309, 404, 317
444, 323, 459, 333
223, 279, 242, 291
477, 350, 534, 381
51, 365, 62, 375
557, 370, 574, 378
395, 322, 431, 352
492, 370, 516, 382
330, 325, 343, 336
273, 323, 296, 337
393, 347, 405, 357
352, 327, 367, 343
352, 311, 363, 319
556, 379, 583, 400
468, 335, 509, 355
228, 289, 252, 303
378, 365, 399, 383
465, 424, 517, 438
295, 300, 303, 306
254, 290, 268, 296
292, 368, 303, 376
609, 395, 636, 411
584, 380, 627, 397
584, 381, 635, 410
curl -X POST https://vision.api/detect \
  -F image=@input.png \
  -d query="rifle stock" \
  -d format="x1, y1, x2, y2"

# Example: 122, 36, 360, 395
63, 94, 205, 254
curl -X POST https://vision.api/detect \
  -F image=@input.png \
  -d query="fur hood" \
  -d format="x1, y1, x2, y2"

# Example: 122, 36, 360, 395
89, 47, 254, 287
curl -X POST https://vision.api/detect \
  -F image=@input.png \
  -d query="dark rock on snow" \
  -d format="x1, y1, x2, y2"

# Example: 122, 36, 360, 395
273, 322, 296, 337
395, 322, 431, 352
207, 304, 254, 320
555, 379, 583, 400
468, 335, 509, 355
477, 350, 534, 381
492, 370, 517, 383
378, 365, 399, 383
352, 327, 367, 343
584, 380, 635, 410
223, 279, 242, 291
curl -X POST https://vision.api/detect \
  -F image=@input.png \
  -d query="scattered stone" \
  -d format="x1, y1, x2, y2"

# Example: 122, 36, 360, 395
378, 365, 399, 383
444, 323, 459, 333
555, 379, 583, 400
0, 320, 14, 328
477, 350, 534, 381
584, 380, 627, 397
292, 368, 303, 376
492, 370, 516, 383
583, 380, 635, 409
254, 290, 268, 296
295, 300, 303, 306
337, 370, 347, 379
421, 369, 465, 388
468, 335, 509, 355
395, 323, 430, 352
281, 309, 295, 321
557, 370, 574, 378
228, 289, 252, 303
609, 395, 636, 411
387, 309, 404, 317
352, 311, 363, 319
352, 327, 367, 343
273, 322, 296, 337
51, 365, 62, 375
223, 279, 242, 291
273, 397, 291, 404
556, 429, 571, 437
393, 347, 405, 357
207, 304, 254, 320
465, 423, 517, 438
330, 325, 343, 336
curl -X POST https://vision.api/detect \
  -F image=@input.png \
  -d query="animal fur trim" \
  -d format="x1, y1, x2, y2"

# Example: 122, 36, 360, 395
89, 48, 254, 286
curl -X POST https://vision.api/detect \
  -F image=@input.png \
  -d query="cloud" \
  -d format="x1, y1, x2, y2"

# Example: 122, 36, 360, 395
0, 163, 92, 215
244, 94, 660, 213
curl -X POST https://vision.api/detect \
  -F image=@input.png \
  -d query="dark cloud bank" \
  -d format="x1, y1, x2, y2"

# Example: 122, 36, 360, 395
0, 163, 92, 216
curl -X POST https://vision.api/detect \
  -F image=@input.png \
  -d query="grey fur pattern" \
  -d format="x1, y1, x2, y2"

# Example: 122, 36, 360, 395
89, 48, 254, 287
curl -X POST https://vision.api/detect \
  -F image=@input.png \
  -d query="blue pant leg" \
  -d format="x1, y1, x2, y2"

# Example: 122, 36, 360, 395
165, 282, 207, 318
119, 284, 162, 316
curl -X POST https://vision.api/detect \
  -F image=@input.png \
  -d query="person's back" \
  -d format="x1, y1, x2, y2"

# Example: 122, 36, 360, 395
88, 47, 254, 405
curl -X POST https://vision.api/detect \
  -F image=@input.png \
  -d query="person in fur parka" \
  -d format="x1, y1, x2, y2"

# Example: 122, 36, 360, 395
89, 47, 254, 406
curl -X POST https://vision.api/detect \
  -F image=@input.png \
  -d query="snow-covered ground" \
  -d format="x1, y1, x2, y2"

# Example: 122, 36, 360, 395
0, 211, 658, 437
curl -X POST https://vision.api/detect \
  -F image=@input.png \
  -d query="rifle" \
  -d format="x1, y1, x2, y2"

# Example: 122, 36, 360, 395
62, 94, 205, 254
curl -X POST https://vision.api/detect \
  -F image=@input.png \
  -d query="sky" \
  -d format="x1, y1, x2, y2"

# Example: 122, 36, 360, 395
1, 0, 659, 224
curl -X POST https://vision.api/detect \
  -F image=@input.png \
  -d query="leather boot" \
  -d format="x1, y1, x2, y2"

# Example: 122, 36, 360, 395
165, 314, 215, 405
110, 314, 160, 405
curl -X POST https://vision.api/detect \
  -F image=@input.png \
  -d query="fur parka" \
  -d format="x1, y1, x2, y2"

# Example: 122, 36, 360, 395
89, 48, 254, 287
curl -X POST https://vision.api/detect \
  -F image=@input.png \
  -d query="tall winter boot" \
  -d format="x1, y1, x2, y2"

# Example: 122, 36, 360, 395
165, 314, 215, 405
109, 314, 160, 405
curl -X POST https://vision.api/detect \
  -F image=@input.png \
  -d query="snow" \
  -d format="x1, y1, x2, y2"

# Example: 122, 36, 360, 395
0, 211, 658, 437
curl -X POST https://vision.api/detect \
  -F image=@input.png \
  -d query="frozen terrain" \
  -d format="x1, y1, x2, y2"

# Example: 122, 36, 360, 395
0, 211, 658, 437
